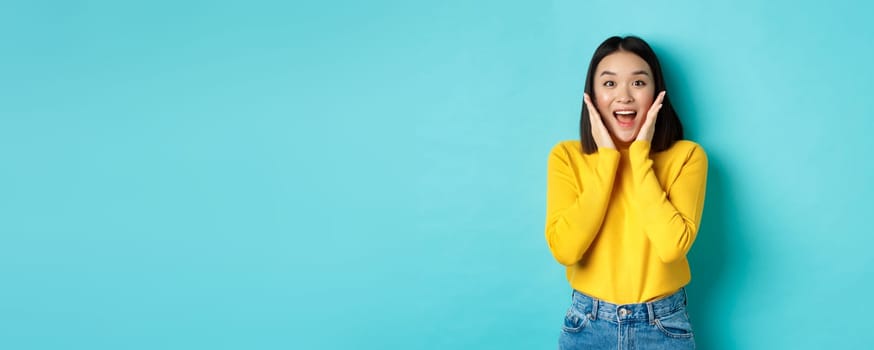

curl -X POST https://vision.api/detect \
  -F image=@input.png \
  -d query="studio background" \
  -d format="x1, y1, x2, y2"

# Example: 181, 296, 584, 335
1, 0, 872, 349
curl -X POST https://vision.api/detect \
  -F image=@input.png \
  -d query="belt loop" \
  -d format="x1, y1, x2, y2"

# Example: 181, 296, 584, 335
591, 297, 599, 320
682, 288, 688, 306
646, 302, 655, 323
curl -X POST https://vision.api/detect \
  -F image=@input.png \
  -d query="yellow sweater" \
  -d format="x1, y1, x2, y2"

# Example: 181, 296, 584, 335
545, 140, 707, 304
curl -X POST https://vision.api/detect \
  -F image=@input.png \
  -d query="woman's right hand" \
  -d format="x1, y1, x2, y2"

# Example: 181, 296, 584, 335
583, 93, 615, 150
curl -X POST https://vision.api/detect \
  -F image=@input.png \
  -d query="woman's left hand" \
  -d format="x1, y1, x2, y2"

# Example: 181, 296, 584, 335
636, 91, 666, 143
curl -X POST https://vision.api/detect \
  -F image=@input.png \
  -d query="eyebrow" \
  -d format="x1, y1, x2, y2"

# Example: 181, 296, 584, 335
599, 70, 651, 77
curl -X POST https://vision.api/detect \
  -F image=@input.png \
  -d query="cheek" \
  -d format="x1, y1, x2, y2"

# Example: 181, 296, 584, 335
636, 89, 655, 107
594, 92, 612, 113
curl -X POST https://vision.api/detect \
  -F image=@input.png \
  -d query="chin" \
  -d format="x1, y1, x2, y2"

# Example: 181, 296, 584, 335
613, 133, 637, 144
607, 125, 640, 144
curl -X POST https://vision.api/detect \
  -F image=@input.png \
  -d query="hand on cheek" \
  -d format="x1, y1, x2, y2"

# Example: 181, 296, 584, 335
584, 93, 616, 150
636, 91, 666, 143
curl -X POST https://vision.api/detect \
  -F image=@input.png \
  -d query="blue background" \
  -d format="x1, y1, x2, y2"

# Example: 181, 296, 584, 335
2, 0, 873, 349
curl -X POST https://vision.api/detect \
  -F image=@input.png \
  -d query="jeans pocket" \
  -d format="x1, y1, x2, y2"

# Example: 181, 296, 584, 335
654, 310, 694, 338
561, 306, 590, 333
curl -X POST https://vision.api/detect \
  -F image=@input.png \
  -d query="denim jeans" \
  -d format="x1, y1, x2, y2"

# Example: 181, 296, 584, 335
558, 288, 695, 350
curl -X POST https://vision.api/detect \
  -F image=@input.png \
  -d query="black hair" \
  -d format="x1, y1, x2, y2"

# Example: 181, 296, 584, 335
579, 36, 683, 154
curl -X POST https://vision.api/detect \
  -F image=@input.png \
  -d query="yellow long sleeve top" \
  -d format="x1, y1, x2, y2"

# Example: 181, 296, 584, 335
545, 140, 708, 304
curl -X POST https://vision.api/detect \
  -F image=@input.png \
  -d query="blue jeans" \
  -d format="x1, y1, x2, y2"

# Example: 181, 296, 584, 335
558, 288, 696, 349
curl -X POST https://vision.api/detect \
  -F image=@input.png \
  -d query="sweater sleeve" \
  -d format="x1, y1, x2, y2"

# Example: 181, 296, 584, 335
545, 143, 621, 266
628, 141, 708, 263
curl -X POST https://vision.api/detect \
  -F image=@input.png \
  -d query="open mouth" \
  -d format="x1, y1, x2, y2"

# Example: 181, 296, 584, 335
613, 110, 637, 128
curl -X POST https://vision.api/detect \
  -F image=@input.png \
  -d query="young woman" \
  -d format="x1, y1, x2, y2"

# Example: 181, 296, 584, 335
545, 36, 707, 349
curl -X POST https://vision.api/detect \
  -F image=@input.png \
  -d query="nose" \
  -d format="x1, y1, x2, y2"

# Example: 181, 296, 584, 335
616, 86, 634, 103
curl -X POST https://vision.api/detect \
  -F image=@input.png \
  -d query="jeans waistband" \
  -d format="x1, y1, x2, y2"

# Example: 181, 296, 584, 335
570, 288, 688, 323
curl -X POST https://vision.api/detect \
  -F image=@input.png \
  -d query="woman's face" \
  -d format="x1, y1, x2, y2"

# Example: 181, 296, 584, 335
593, 51, 656, 146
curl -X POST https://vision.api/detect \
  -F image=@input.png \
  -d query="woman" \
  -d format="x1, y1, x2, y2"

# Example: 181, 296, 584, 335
545, 36, 707, 349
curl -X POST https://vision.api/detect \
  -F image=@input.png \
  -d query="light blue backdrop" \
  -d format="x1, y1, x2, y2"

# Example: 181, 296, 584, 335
2, 0, 872, 349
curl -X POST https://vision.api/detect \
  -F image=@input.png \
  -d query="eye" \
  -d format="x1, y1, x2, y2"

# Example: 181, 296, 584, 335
632, 80, 647, 87
603, 81, 615, 87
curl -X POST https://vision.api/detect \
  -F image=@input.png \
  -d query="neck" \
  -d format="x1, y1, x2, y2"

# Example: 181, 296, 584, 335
614, 139, 633, 150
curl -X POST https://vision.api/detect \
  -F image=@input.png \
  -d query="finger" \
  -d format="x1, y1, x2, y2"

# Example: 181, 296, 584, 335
583, 95, 602, 130
584, 93, 603, 120
655, 91, 666, 105
644, 106, 661, 131
648, 91, 666, 116
644, 92, 665, 129
650, 103, 663, 119
583, 93, 597, 116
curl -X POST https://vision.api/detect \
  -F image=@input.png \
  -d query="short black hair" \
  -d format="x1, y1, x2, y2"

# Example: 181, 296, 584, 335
579, 36, 683, 154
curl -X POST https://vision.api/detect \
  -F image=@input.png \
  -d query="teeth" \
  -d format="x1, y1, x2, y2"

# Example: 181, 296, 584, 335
615, 111, 636, 115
